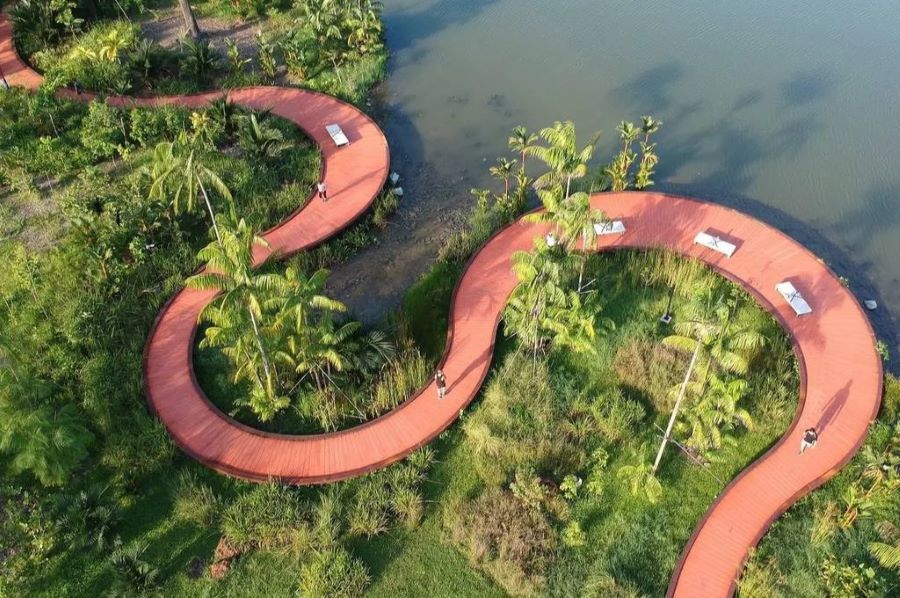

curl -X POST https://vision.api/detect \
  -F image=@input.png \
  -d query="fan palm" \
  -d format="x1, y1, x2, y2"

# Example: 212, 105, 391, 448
143, 141, 232, 244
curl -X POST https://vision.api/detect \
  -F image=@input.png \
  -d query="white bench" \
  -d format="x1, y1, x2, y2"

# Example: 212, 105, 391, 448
325, 124, 349, 147
594, 220, 626, 235
775, 281, 812, 316
694, 231, 737, 257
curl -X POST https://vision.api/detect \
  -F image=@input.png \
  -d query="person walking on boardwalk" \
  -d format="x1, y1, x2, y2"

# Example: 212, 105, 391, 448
799, 427, 818, 454
435, 369, 447, 399
317, 180, 328, 201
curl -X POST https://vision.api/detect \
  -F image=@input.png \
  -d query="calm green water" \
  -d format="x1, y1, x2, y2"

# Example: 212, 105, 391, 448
332, 0, 900, 361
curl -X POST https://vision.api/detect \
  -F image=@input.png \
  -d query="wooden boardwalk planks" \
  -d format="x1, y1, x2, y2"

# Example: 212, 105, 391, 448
2, 16, 883, 596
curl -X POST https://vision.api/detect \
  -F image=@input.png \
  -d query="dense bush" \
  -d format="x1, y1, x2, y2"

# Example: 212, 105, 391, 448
34, 20, 138, 93
11, 0, 83, 58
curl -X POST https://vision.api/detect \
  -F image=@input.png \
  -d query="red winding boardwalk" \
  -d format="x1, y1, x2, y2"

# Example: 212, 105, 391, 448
2, 15, 883, 596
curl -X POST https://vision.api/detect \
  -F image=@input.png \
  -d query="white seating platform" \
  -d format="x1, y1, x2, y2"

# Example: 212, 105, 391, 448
325, 124, 349, 146
694, 231, 737, 257
776, 281, 812, 316
594, 220, 626, 235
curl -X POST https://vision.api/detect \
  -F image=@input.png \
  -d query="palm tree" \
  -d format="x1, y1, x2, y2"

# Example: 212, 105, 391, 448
652, 291, 766, 474
187, 217, 281, 403
489, 157, 516, 200
526, 189, 606, 291
269, 266, 347, 334
640, 115, 662, 144
526, 121, 600, 199
178, 0, 200, 39
634, 141, 659, 190
504, 239, 580, 370
508, 125, 538, 176
677, 374, 753, 456
278, 314, 360, 396
618, 120, 640, 152
144, 142, 233, 244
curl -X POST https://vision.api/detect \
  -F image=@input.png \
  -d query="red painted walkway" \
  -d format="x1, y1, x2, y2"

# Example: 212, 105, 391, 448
2, 15, 883, 596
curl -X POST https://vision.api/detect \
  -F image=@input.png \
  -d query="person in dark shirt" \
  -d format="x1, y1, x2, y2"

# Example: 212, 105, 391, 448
799, 427, 818, 454
434, 369, 447, 399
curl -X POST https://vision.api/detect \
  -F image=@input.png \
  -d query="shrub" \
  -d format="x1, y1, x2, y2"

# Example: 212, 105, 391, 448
173, 471, 221, 528
298, 546, 370, 598
35, 21, 138, 93
11, 0, 82, 58
372, 189, 400, 229
447, 488, 556, 595
57, 483, 121, 552
128, 39, 177, 89
179, 38, 221, 83
561, 520, 587, 548
126, 105, 191, 150
79, 101, 123, 160
221, 484, 308, 551
346, 478, 390, 538
390, 486, 424, 529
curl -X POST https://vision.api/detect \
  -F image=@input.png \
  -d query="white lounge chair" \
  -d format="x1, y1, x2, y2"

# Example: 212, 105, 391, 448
594, 220, 626, 235
776, 281, 812, 316
325, 124, 349, 147
694, 231, 737, 257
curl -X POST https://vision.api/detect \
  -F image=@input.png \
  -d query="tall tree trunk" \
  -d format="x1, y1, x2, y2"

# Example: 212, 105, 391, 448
197, 179, 221, 245
653, 342, 701, 476
178, 0, 201, 39
247, 306, 273, 385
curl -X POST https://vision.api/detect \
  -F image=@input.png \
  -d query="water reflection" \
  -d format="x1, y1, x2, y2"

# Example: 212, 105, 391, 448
327, 0, 900, 364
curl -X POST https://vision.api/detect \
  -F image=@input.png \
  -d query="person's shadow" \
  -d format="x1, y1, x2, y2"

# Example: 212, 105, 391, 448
814, 381, 850, 433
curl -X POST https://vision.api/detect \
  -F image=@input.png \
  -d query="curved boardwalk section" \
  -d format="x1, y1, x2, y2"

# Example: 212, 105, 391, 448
2, 15, 883, 596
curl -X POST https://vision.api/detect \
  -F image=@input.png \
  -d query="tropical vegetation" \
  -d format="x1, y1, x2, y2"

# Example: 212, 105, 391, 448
2, 4, 898, 596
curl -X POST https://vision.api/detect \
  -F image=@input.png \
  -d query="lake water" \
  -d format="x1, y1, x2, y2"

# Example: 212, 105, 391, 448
329, 0, 900, 364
